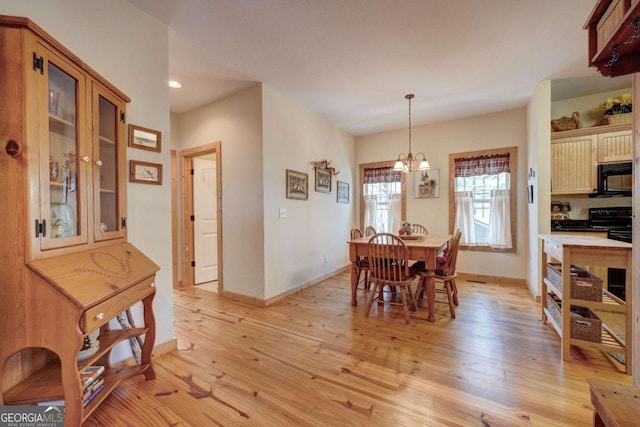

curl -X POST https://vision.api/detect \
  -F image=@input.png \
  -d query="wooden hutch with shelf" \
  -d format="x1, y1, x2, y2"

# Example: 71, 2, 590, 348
0, 15, 159, 426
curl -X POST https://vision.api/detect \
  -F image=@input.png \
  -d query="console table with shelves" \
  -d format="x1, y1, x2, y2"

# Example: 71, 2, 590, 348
539, 234, 632, 373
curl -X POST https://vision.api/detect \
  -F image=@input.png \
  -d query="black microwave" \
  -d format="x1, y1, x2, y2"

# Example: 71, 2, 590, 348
594, 162, 632, 197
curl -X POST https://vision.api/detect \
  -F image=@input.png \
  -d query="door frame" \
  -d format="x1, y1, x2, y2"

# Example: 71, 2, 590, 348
180, 142, 222, 290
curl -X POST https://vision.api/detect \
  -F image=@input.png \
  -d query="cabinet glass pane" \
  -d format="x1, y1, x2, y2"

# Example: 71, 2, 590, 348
48, 62, 79, 239
98, 96, 119, 233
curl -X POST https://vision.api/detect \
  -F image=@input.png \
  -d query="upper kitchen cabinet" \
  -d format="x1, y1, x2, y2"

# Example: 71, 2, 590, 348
0, 15, 129, 260
597, 128, 633, 162
551, 123, 631, 195
585, 0, 640, 77
551, 132, 598, 195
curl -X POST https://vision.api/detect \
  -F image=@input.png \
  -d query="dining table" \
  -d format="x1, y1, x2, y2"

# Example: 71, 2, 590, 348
347, 233, 452, 322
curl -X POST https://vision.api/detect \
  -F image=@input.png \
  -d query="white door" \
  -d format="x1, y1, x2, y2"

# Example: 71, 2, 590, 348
193, 157, 218, 284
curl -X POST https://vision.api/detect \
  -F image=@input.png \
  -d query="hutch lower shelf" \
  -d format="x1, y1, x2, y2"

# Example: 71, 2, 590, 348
0, 243, 159, 426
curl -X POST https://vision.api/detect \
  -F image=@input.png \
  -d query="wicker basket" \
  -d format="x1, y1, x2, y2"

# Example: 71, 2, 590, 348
546, 263, 602, 302
545, 293, 602, 343
605, 113, 632, 125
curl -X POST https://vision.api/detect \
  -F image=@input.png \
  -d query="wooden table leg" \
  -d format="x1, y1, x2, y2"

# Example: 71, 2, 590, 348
351, 262, 359, 306
426, 270, 436, 322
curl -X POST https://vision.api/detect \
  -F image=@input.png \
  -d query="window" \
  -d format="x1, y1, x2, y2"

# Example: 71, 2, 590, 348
448, 147, 517, 252
359, 161, 406, 233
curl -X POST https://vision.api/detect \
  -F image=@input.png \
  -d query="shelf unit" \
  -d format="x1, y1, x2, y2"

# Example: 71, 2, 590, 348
585, 0, 640, 77
539, 234, 632, 373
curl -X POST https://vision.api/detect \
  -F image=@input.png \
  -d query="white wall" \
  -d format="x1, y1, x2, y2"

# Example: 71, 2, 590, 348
551, 88, 632, 128
262, 85, 355, 299
174, 84, 355, 301
527, 80, 551, 298
2, 0, 174, 354
174, 85, 266, 298
355, 108, 529, 280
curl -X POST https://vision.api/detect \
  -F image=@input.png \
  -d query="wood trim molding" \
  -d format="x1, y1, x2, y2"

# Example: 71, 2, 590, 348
448, 146, 518, 253
171, 150, 178, 289
180, 142, 223, 290
221, 265, 351, 308
358, 160, 407, 230
457, 272, 527, 289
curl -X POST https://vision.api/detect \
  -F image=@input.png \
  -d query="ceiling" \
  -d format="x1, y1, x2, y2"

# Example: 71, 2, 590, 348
126, 0, 632, 136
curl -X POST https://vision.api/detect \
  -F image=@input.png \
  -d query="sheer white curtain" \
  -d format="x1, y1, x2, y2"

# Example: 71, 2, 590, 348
487, 189, 512, 248
363, 195, 377, 230
454, 191, 476, 246
387, 194, 402, 233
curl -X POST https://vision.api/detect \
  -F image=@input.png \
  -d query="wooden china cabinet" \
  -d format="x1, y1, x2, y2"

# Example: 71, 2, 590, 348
0, 15, 159, 426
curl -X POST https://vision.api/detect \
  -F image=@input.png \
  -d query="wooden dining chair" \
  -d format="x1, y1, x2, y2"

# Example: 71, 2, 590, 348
364, 226, 376, 237
365, 233, 418, 324
414, 229, 462, 319
411, 223, 429, 235
350, 227, 371, 290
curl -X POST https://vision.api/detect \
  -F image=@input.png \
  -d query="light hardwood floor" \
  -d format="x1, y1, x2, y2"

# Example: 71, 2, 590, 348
86, 271, 631, 426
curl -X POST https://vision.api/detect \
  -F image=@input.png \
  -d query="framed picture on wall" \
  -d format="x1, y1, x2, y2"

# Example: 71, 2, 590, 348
337, 181, 349, 203
415, 168, 439, 198
286, 169, 308, 200
130, 160, 163, 185
128, 124, 162, 152
315, 168, 331, 193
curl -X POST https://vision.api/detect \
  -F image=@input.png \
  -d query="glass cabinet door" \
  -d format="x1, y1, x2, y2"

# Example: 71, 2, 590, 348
39, 48, 88, 250
93, 84, 126, 241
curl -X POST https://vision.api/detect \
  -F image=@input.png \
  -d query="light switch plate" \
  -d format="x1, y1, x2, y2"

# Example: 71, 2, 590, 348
279, 208, 286, 218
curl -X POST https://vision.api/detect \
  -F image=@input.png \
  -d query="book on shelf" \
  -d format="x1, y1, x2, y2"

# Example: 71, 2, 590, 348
36, 399, 65, 406
35, 366, 105, 407
83, 378, 105, 407
80, 365, 105, 392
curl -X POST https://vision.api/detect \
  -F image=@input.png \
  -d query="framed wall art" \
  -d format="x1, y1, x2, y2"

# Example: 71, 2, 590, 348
337, 181, 349, 204
315, 168, 331, 193
128, 124, 162, 152
415, 168, 439, 198
130, 160, 163, 185
286, 169, 308, 200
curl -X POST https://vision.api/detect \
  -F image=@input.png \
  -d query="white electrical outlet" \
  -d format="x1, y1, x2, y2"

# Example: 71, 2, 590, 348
323, 255, 328, 264
279, 208, 286, 218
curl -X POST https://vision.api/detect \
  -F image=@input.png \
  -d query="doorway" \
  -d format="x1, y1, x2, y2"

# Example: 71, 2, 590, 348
179, 142, 222, 291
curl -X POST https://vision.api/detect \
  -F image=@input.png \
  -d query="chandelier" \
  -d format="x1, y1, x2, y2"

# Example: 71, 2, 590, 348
393, 94, 430, 173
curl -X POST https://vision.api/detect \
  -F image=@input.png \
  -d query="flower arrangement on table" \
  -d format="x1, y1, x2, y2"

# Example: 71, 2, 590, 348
600, 93, 632, 125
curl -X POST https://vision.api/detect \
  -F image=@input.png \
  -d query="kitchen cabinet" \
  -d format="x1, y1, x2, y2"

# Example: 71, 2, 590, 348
551, 124, 631, 195
597, 128, 633, 162
551, 133, 597, 195
539, 234, 632, 373
0, 15, 158, 426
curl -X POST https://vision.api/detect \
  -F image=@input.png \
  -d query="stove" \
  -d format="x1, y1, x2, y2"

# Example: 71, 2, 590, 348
589, 207, 632, 243
607, 228, 632, 243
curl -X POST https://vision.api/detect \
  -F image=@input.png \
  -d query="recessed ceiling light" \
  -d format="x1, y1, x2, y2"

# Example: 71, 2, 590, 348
168, 80, 182, 89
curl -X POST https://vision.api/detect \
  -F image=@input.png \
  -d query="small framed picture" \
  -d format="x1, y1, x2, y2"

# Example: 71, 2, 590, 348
286, 169, 308, 200
130, 160, 163, 185
128, 124, 162, 153
337, 181, 349, 204
415, 168, 439, 199
315, 168, 331, 193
